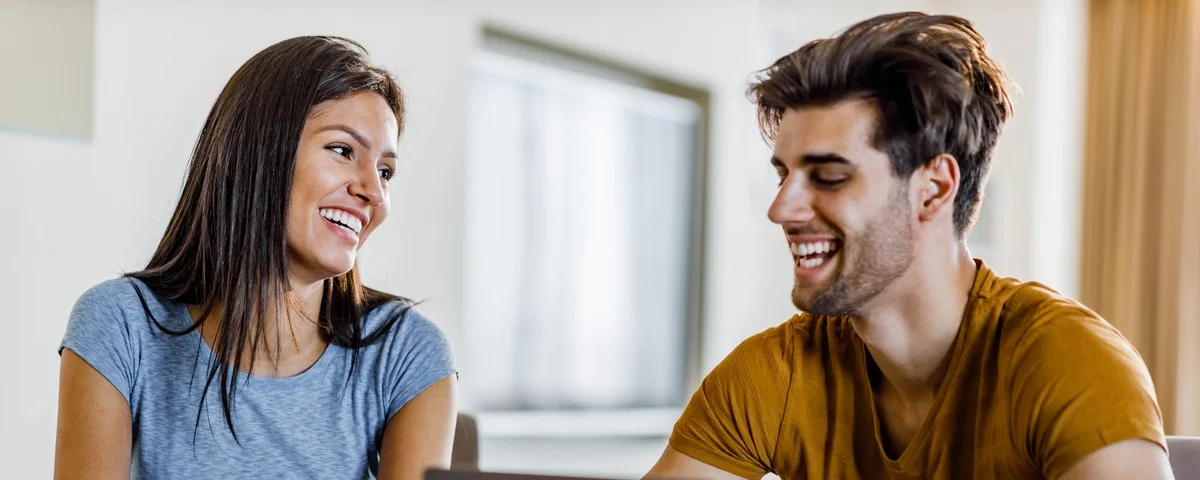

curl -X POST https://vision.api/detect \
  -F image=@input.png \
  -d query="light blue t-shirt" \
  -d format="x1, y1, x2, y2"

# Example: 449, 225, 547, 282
60, 277, 457, 479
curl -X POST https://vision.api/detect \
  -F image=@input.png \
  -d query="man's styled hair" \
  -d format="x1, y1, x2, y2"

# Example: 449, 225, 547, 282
750, 12, 1015, 236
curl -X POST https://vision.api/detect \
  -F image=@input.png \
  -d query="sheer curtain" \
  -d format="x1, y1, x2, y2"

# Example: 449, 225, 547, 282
462, 51, 701, 412
1081, 0, 1200, 435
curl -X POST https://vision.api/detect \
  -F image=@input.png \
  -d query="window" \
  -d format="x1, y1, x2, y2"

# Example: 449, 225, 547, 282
461, 30, 707, 430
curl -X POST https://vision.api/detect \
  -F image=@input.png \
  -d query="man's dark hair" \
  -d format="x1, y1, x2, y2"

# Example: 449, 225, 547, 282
750, 12, 1015, 236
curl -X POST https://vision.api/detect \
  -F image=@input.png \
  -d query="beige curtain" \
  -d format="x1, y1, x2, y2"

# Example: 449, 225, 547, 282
1082, 0, 1200, 436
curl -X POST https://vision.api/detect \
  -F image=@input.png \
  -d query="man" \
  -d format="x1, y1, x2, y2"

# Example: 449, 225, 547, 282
646, 12, 1171, 480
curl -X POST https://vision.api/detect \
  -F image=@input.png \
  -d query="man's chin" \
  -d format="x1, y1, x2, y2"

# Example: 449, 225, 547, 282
792, 283, 849, 317
791, 284, 823, 314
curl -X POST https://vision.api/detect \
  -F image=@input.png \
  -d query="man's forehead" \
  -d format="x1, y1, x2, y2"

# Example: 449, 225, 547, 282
774, 101, 879, 163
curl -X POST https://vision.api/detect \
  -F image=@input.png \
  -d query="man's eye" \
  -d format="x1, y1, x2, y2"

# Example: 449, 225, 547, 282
813, 176, 848, 188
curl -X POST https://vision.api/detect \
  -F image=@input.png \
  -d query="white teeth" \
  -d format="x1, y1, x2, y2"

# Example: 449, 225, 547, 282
799, 256, 827, 269
790, 241, 838, 256
319, 208, 363, 235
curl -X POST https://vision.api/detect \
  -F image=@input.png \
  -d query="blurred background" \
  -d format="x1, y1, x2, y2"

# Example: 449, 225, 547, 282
1, 0, 1196, 478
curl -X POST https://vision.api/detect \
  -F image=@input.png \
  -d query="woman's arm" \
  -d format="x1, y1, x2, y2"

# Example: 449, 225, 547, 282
377, 375, 458, 480
54, 349, 132, 479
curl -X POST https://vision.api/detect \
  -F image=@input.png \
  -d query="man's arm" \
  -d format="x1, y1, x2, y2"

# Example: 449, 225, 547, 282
1057, 439, 1173, 480
643, 323, 795, 480
645, 445, 756, 480
1007, 310, 1168, 479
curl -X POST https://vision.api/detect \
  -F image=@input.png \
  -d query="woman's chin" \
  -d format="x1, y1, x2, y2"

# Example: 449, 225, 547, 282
322, 260, 356, 279
288, 254, 357, 285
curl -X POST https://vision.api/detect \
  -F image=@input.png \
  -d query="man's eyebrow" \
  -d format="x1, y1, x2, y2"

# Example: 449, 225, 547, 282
770, 153, 858, 167
801, 153, 855, 166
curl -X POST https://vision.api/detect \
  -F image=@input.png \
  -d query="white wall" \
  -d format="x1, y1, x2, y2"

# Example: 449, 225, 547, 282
0, 0, 93, 138
0, 0, 1087, 477
0, 131, 106, 473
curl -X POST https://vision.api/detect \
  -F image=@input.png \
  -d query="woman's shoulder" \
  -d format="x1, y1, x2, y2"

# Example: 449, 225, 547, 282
69, 276, 181, 333
61, 276, 173, 400
361, 299, 445, 345
73, 276, 152, 316
358, 298, 455, 370
359, 298, 457, 416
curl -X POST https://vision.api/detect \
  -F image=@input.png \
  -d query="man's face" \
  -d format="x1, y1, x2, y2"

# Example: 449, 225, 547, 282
768, 99, 916, 316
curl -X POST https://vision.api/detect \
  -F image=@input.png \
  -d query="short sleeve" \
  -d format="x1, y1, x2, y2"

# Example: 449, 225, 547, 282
377, 304, 458, 420
59, 279, 140, 404
668, 323, 793, 479
1008, 312, 1166, 479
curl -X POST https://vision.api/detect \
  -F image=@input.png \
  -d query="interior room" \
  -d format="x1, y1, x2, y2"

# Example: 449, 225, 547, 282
1, 0, 1196, 477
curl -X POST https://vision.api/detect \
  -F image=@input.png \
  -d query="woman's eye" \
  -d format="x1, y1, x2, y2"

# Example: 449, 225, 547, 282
328, 145, 352, 157
378, 167, 395, 181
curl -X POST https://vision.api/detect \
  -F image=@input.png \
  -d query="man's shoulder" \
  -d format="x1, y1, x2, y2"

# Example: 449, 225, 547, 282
985, 275, 1145, 382
714, 313, 856, 383
977, 271, 1110, 338
980, 276, 1164, 477
720, 317, 798, 369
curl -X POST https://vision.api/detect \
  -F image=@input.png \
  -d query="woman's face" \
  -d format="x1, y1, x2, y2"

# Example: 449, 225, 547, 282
285, 91, 399, 286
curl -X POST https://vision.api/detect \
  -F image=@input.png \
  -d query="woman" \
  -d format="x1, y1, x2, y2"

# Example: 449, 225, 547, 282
54, 36, 457, 479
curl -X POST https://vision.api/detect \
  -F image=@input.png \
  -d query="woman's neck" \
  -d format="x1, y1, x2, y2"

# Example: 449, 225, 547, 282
189, 280, 330, 377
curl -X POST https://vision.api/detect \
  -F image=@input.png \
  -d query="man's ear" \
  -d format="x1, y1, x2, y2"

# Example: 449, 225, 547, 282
915, 153, 960, 224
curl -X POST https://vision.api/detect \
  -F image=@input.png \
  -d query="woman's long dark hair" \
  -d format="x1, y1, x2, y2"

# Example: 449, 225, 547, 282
127, 36, 408, 442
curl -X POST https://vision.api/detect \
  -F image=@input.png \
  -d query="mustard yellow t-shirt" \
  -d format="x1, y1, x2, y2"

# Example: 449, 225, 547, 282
669, 260, 1165, 479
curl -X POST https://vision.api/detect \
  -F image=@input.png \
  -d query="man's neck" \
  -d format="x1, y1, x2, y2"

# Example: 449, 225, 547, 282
850, 243, 978, 400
